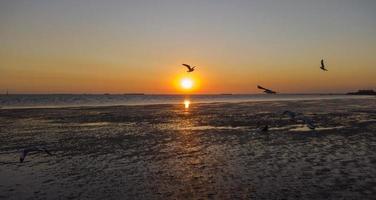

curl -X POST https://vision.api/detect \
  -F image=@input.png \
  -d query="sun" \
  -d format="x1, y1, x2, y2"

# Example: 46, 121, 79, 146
181, 78, 193, 89
173, 75, 200, 92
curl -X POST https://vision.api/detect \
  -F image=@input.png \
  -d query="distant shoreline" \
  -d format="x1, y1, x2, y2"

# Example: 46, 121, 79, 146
347, 90, 376, 95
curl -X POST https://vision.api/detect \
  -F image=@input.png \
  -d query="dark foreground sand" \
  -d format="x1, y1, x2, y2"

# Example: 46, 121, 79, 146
0, 98, 375, 199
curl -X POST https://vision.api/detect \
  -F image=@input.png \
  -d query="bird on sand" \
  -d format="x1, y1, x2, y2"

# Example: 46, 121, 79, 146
20, 147, 52, 163
260, 125, 269, 132
282, 110, 298, 119
320, 59, 328, 71
297, 115, 316, 130
282, 111, 316, 130
257, 85, 277, 94
182, 64, 196, 72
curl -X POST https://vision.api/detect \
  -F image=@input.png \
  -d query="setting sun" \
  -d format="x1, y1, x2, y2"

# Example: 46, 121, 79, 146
181, 78, 193, 89
172, 75, 201, 93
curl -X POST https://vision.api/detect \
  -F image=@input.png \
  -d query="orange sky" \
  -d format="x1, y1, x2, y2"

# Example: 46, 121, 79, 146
0, 0, 375, 94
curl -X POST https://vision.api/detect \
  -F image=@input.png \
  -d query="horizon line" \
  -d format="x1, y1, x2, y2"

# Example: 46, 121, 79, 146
0, 92, 351, 95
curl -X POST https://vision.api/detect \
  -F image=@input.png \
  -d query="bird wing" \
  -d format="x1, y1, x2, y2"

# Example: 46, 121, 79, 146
182, 64, 191, 69
258, 85, 276, 93
20, 150, 29, 162
37, 147, 52, 156
43, 149, 52, 156
265, 88, 276, 93
257, 85, 266, 90
321, 59, 324, 67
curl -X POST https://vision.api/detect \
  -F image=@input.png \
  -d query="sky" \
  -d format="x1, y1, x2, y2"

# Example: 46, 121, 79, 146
0, 0, 375, 94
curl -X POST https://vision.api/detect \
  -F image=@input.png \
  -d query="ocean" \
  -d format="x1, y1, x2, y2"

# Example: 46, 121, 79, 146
0, 94, 371, 109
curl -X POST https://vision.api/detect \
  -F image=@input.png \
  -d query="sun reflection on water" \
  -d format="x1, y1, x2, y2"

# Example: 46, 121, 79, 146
184, 100, 190, 109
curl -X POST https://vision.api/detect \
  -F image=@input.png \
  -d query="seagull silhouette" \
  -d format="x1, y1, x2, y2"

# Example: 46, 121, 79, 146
182, 64, 196, 72
257, 85, 276, 94
20, 147, 52, 163
320, 59, 328, 71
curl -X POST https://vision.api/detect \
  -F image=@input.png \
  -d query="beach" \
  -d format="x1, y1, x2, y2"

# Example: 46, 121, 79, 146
0, 98, 375, 199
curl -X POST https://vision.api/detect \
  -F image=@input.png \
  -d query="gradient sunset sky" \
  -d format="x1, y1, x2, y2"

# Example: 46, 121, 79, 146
1, 0, 375, 94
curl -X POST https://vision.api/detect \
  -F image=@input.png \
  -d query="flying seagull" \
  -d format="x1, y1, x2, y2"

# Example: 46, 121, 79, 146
257, 85, 276, 94
20, 147, 52, 163
182, 64, 196, 72
320, 59, 328, 71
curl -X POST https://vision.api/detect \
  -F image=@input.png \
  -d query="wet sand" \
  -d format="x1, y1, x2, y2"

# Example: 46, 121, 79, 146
0, 98, 375, 199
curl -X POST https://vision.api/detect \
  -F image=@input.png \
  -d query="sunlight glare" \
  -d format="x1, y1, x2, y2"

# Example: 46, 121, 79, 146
181, 78, 193, 89
184, 100, 190, 109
